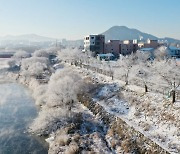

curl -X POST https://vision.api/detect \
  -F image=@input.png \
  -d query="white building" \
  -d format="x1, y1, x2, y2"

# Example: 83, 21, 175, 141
84, 35, 105, 54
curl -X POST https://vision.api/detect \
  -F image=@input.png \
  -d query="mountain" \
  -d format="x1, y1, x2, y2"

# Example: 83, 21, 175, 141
0, 26, 179, 46
0, 34, 56, 42
160, 37, 180, 44
61, 39, 83, 47
102, 26, 157, 41
0, 34, 83, 47
101, 26, 180, 44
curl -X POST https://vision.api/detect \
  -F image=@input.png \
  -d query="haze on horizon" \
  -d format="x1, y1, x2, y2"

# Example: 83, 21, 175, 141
0, 0, 180, 40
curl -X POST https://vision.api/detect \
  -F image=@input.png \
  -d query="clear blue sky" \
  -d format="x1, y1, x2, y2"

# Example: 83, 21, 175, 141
0, 0, 179, 40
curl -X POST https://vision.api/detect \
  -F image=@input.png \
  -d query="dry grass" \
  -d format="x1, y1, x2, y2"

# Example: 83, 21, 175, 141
128, 96, 138, 106
65, 141, 79, 154
56, 134, 71, 146
72, 133, 80, 142
134, 110, 141, 117
107, 128, 115, 137
121, 139, 132, 153
110, 139, 119, 149
161, 112, 176, 122
143, 125, 150, 132
142, 123, 151, 131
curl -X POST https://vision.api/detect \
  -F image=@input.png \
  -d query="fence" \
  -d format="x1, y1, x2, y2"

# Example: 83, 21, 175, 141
68, 60, 180, 101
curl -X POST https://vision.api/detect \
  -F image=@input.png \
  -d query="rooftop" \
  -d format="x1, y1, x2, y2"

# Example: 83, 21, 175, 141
140, 48, 154, 51
169, 46, 180, 50
97, 53, 114, 57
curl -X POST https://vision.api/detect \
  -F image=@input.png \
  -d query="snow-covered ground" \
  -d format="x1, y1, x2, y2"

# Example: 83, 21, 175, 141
95, 85, 180, 154
5, 52, 115, 153
47, 102, 114, 154
4, 48, 179, 153
0, 58, 10, 69
70, 63, 180, 154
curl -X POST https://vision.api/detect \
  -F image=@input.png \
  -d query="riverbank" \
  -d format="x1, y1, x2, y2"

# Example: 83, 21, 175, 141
3, 48, 179, 153
6, 64, 115, 153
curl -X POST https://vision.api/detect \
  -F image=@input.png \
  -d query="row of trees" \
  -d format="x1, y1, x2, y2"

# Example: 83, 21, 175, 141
8, 48, 59, 79
58, 47, 179, 103
8, 48, 86, 136
9, 47, 179, 105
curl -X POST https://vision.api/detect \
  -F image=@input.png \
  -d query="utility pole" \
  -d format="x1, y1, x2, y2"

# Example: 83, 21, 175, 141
172, 81, 176, 103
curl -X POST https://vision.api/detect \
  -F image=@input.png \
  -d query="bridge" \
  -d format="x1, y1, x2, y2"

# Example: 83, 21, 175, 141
0, 51, 15, 58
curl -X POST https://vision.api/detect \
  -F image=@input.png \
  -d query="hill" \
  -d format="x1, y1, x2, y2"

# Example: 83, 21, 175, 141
101, 26, 180, 44
0, 34, 56, 42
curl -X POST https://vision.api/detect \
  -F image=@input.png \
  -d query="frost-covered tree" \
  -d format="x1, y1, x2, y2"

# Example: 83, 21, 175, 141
129, 62, 151, 92
13, 50, 31, 59
12, 50, 31, 67
154, 46, 169, 60
28, 62, 48, 78
151, 59, 180, 102
46, 47, 59, 55
136, 50, 151, 62
21, 57, 50, 78
32, 84, 47, 106
8, 59, 16, 69
58, 48, 80, 63
46, 68, 82, 108
29, 106, 73, 135
33, 49, 50, 58
115, 54, 137, 85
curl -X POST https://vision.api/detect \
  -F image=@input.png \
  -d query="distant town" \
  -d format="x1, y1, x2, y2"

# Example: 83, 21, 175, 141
0, 26, 180, 60
83, 34, 180, 60
0, 30, 180, 154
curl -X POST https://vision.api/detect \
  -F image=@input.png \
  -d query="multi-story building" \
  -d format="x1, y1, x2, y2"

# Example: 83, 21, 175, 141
105, 39, 138, 56
104, 40, 120, 56
120, 40, 138, 55
168, 46, 180, 58
84, 35, 105, 54
138, 39, 160, 49
84, 34, 160, 57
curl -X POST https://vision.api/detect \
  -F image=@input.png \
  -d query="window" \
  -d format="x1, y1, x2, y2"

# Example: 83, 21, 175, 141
96, 42, 100, 45
91, 37, 94, 39
96, 36, 100, 40
86, 37, 89, 40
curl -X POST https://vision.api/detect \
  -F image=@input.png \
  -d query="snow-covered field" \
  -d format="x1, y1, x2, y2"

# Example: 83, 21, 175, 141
96, 85, 180, 153
70, 62, 180, 154
47, 102, 114, 154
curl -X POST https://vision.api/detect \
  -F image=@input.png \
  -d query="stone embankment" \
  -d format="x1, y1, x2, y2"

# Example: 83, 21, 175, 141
78, 93, 170, 154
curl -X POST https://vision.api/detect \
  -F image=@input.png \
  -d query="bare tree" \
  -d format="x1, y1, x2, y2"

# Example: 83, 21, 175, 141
153, 59, 180, 103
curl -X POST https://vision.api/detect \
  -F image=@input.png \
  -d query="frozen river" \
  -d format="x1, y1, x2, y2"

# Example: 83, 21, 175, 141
0, 82, 48, 154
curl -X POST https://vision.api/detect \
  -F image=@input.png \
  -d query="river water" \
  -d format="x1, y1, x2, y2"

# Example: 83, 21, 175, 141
0, 82, 48, 154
